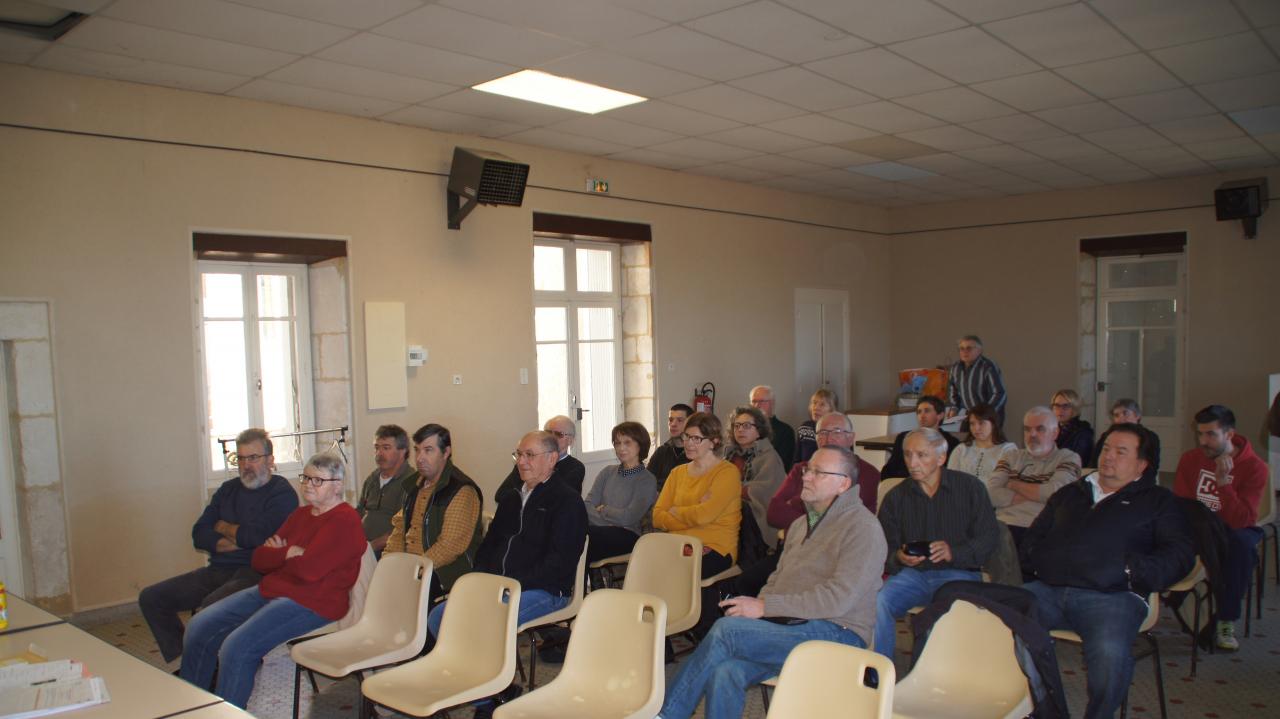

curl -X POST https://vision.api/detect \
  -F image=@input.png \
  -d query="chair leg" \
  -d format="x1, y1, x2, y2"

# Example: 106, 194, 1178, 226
292, 664, 302, 719
515, 647, 527, 684
528, 631, 539, 689
1270, 524, 1278, 587
307, 667, 320, 693
760, 683, 772, 713
1256, 546, 1265, 620
1189, 587, 1200, 677
1148, 633, 1167, 719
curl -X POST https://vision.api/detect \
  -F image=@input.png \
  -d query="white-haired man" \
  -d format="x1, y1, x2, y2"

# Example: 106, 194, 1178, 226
987, 406, 1082, 546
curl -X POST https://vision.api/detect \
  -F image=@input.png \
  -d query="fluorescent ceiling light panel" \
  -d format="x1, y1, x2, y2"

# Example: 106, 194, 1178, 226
848, 161, 936, 181
472, 69, 646, 114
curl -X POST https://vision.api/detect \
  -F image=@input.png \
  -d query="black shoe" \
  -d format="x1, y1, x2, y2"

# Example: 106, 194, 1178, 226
537, 644, 567, 663
497, 684, 524, 704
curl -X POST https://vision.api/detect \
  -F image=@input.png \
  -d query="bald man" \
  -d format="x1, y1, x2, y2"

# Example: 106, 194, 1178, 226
494, 415, 586, 504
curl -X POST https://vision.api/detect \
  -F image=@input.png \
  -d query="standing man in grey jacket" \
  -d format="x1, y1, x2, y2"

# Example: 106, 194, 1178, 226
657, 446, 887, 719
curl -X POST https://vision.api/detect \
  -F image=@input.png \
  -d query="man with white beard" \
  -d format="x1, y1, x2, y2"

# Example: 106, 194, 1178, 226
986, 406, 1081, 546
139, 428, 298, 663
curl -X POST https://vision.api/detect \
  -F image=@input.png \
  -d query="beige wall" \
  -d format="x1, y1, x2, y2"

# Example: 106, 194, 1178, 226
0, 65, 891, 609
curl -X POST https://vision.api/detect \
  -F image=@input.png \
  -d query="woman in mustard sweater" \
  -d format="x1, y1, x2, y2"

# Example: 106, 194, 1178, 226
653, 411, 742, 579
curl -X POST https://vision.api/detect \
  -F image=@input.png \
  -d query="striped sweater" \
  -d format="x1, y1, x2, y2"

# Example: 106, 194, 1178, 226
987, 447, 1081, 527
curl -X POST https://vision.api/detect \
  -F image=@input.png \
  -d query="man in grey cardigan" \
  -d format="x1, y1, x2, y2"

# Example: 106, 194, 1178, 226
657, 446, 887, 719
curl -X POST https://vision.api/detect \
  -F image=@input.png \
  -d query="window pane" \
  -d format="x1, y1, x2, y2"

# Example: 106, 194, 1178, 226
1108, 260, 1177, 289
534, 245, 565, 291
576, 248, 613, 292
535, 306, 567, 342
259, 320, 300, 466
204, 320, 249, 470
1142, 329, 1176, 417
257, 274, 292, 318
1106, 329, 1140, 405
202, 274, 243, 319
1107, 300, 1175, 328
578, 341, 617, 453
577, 307, 615, 341
536, 343, 570, 428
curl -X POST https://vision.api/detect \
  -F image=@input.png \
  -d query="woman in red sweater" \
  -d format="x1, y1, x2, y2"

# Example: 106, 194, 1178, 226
180, 451, 366, 708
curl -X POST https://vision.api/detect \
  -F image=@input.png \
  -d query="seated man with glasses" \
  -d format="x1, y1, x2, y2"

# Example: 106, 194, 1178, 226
139, 427, 298, 665
427, 430, 587, 716
658, 447, 887, 719
493, 415, 586, 504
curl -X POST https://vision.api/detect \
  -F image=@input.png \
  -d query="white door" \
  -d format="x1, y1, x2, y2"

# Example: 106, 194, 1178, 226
794, 289, 849, 421
0, 349, 24, 596
533, 240, 624, 492
1096, 255, 1185, 470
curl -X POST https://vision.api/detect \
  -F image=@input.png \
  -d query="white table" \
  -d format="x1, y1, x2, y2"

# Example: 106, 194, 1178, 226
167, 702, 255, 718
1, 594, 65, 635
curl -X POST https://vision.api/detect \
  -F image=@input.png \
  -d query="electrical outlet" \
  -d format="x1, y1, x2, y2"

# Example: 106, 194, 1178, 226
520, 368, 529, 384
452, 374, 462, 385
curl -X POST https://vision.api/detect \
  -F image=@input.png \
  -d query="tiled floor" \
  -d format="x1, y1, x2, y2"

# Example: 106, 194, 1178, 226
79, 563, 1280, 718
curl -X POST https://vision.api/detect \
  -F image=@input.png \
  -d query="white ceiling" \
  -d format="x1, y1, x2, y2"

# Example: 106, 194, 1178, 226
4, 0, 1279, 207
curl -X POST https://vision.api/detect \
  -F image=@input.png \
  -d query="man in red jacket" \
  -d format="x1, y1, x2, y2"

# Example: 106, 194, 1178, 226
1173, 404, 1269, 650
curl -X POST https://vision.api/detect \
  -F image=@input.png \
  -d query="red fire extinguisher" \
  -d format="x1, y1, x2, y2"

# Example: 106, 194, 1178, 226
692, 382, 716, 415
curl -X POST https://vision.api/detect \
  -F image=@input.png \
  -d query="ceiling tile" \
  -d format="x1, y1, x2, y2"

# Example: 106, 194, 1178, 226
954, 144, 1044, 166
102, 0, 355, 55
381, 105, 528, 137
889, 26, 1041, 84
422, 89, 579, 125
899, 124, 1004, 151
799, 168, 893, 188
756, 175, 835, 193
838, 135, 940, 159
317, 33, 514, 86
60, 17, 297, 76
646, 136, 763, 162
613, 26, 785, 81
228, 0, 426, 30
664, 83, 805, 123
984, 4, 1137, 67
1033, 102, 1138, 133
824, 101, 946, 133
1147, 159, 1213, 176
1057, 153, 1151, 180
758, 114, 879, 143
1151, 114, 1245, 143
0, 34, 50, 64
1262, 26, 1280, 54
1255, 132, 1280, 153
849, 161, 937, 180
1081, 126, 1173, 152
931, 0, 1073, 24
1090, 0, 1250, 50
540, 50, 712, 99
685, 163, 775, 181
686, 1, 871, 63
1183, 136, 1266, 160
546, 116, 683, 147
950, 166, 1026, 185
1209, 154, 1276, 170
34, 45, 249, 93
230, 78, 405, 116
267, 57, 455, 103
805, 48, 955, 99
900, 152, 990, 174
1229, 105, 1280, 135
896, 86, 1017, 122
777, 0, 967, 44
733, 153, 829, 175
1004, 161, 1096, 186
701, 125, 817, 152
438, 0, 667, 43
730, 66, 877, 112
605, 0, 753, 24
1109, 88, 1216, 122
1152, 32, 1280, 85
973, 71, 1095, 111
25, 0, 111, 11
1115, 145, 1202, 168
1017, 135, 1110, 160
1056, 53, 1184, 100
503, 127, 631, 156
963, 113, 1065, 142
603, 100, 742, 134
1195, 71, 1280, 112
606, 147, 704, 170
1233, 0, 1280, 27
373, 4, 584, 67
781, 145, 882, 167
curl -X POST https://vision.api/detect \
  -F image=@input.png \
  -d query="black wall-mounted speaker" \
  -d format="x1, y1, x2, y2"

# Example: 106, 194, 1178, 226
446, 147, 530, 230
1214, 178, 1269, 239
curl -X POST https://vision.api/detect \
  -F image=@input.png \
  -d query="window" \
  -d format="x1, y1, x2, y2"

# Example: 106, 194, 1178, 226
197, 262, 314, 489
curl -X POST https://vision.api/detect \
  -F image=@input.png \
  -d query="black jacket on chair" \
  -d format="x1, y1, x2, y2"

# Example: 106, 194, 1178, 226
476, 477, 587, 596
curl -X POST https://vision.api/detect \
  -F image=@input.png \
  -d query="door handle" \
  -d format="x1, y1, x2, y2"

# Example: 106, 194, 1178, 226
576, 408, 590, 420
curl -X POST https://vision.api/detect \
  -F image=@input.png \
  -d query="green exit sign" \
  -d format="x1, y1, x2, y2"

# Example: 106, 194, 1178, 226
586, 178, 609, 193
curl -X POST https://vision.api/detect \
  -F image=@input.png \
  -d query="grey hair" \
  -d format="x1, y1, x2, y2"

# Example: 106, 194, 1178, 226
528, 430, 559, 454
905, 427, 948, 456
815, 445, 859, 485
545, 415, 576, 437
816, 411, 853, 433
1025, 405, 1059, 428
959, 334, 983, 347
236, 427, 273, 456
1111, 398, 1141, 416
750, 385, 775, 400
305, 451, 346, 482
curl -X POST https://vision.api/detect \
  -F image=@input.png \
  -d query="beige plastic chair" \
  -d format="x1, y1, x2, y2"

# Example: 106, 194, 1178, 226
1165, 557, 1209, 676
893, 599, 1033, 719
295, 543, 377, 641
588, 552, 631, 589
1245, 478, 1274, 636
516, 539, 589, 688
1051, 592, 1164, 719
877, 477, 907, 513
494, 589, 667, 719
290, 554, 434, 719
622, 533, 702, 635
765, 640, 895, 719
700, 562, 742, 588
359, 572, 521, 718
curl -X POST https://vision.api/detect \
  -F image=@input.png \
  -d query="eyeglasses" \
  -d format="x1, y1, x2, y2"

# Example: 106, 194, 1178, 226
958, 344, 979, 352
680, 433, 711, 444
815, 429, 850, 438
236, 453, 268, 464
298, 474, 341, 487
1051, 403, 1073, 410
512, 449, 555, 462
548, 430, 573, 439
731, 422, 757, 432
802, 465, 848, 479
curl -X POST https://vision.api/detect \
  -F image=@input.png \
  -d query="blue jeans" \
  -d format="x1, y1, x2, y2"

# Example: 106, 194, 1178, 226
1219, 527, 1263, 622
873, 568, 980, 658
1025, 581, 1147, 719
661, 616, 865, 719
180, 587, 330, 708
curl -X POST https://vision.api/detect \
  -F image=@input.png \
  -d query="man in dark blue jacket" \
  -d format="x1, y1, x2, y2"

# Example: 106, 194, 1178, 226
1022, 424, 1193, 719
139, 428, 298, 663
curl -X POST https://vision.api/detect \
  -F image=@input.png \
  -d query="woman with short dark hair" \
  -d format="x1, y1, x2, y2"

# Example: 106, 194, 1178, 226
584, 421, 658, 562
724, 405, 786, 551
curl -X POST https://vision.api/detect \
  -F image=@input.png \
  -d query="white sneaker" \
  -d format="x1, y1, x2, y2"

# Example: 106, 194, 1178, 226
1216, 620, 1239, 651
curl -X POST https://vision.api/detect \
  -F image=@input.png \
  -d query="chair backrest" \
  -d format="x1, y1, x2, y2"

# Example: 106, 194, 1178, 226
351, 553, 434, 647
877, 477, 906, 513
334, 543, 378, 632
1256, 469, 1274, 525
1139, 592, 1160, 633
622, 533, 702, 635
564, 538, 589, 614
766, 640, 894, 719
434, 572, 522, 682
558, 589, 667, 716
902, 600, 1028, 706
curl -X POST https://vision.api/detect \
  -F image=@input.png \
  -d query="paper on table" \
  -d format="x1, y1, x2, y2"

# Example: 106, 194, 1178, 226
0, 660, 110, 718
